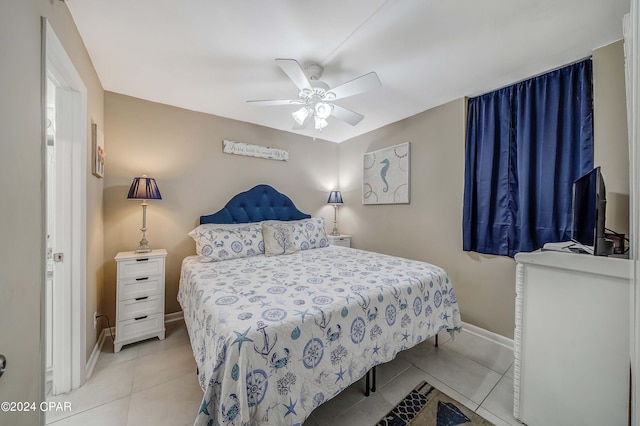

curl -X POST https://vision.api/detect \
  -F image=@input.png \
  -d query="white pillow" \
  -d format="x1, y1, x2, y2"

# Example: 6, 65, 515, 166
188, 223, 264, 262
288, 217, 329, 250
263, 217, 328, 252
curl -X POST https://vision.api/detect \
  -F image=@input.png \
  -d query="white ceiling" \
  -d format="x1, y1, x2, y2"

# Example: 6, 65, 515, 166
66, 0, 629, 143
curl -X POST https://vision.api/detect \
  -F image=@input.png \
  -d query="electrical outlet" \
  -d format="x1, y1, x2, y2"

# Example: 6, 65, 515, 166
93, 312, 98, 329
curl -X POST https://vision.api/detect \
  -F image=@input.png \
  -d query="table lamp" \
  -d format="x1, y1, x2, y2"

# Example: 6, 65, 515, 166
127, 175, 162, 253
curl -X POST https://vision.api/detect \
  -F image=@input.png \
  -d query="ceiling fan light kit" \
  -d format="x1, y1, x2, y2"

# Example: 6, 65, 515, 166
248, 58, 381, 133
314, 102, 333, 119
292, 107, 310, 125
314, 116, 329, 130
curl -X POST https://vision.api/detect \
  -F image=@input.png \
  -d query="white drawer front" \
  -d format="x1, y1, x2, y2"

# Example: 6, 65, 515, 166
117, 313, 163, 342
331, 238, 350, 247
118, 275, 163, 300
118, 295, 163, 321
118, 256, 164, 280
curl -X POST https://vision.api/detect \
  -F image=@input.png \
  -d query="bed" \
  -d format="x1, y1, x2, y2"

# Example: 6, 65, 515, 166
178, 185, 462, 425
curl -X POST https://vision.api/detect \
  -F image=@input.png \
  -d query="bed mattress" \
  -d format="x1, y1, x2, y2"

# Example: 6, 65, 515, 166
178, 245, 461, 425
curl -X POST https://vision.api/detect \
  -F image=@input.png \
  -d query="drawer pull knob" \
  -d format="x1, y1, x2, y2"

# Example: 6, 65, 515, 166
135, 296, 149, 301
136, 258, 149, 262
135, 277, 149, 281
134, 315, 148, 321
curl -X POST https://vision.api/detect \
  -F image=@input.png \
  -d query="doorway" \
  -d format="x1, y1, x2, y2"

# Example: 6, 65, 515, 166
44, 19, 87, 399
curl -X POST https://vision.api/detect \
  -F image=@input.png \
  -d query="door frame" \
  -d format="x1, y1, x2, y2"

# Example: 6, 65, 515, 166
43, 18, 88, 393
624, 2, 640, 425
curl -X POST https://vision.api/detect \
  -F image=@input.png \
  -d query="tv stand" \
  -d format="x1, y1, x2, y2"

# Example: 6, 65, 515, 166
513, 250, 631, 425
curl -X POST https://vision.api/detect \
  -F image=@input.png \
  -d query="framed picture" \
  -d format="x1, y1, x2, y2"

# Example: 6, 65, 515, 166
363, 142, 410, 204
91, 122, 105, 178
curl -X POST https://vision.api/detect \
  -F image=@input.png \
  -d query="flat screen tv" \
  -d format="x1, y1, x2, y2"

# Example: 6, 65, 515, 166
571, 166, 613, 256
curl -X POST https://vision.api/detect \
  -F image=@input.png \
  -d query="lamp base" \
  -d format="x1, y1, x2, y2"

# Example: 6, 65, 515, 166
135, 243, 152, 254
135, 233, 151, 253
331, 204, 340, 236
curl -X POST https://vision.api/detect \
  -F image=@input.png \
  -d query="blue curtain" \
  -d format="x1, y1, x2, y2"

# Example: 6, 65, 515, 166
463, 59, 594, 257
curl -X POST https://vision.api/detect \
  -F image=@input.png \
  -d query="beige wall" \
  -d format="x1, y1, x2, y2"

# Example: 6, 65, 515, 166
0, 1, 104, 423
103, 93, 338, 321
337, 43, 629, 338
593, 40, 630, 237
0, 3, 45, 424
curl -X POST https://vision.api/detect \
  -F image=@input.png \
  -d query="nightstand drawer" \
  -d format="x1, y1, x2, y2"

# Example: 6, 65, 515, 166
331, 238, 350, 247
118, 256, 165, 280
328, 235, 351, 248
118, 295, 163, 321
116, 313, 163, 342
118, 275, 163, 300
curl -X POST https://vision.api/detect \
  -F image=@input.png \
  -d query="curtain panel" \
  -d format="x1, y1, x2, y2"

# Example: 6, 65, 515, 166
463, 59, 594, 257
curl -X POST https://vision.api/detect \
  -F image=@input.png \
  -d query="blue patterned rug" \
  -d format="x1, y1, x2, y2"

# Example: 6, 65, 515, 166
376, 381, 494, 426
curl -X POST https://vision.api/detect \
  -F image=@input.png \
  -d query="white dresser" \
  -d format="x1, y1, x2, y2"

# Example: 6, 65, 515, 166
513, 250, 631, 426
327, 234, 351, 248
114, 249, 167, 352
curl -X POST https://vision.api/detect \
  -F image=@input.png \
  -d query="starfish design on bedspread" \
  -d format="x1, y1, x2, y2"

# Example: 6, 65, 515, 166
231, 327, 254, 351
283, 397, 297, 417
341, 295, 355, 303
295, 309, 310, 323
335, 365, 346, 383
199, 398, 210, 416
372, 344, 381, 355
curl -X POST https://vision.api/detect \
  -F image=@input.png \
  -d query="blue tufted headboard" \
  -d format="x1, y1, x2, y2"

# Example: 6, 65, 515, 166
200, 184, 311, 224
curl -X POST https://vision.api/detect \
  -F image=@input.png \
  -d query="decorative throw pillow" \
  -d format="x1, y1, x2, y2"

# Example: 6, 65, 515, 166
262, 221, 298, 257
188, 223, 264, 262
285, 217, 329, 251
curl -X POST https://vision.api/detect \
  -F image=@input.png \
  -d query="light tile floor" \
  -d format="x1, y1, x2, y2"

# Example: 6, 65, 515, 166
46, 320, 522, 426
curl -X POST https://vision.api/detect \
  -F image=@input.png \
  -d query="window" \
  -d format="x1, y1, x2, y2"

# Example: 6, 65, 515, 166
463, 59, 594, 257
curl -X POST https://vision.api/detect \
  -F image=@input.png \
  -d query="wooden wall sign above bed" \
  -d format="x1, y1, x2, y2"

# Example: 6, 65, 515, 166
222, 139, 288, 161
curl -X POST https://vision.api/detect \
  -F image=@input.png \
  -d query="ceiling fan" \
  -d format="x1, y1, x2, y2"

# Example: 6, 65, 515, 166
247, 59, 381, 131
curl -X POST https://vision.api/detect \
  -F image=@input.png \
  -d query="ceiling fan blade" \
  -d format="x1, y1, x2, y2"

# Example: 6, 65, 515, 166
276, 59, 312, 92
331, 104, 364, 126
246, 99, 303, 106
327, 72, 381, 101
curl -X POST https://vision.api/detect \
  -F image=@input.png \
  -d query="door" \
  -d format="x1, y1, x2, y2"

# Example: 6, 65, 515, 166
46, 81, 75, 396
44, 19, 88, 403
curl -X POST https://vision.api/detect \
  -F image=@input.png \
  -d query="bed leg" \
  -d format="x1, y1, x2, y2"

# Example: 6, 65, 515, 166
371, 365, 377, 393
365, 369, 371, 397
435, 333, 439, 348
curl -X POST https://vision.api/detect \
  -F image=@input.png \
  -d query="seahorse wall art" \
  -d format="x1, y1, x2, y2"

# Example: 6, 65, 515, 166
362, 142, 410, 205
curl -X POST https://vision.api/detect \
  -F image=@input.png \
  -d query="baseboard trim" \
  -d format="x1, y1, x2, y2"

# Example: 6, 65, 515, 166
165, 311, 184, 323
85, 312, 184, 380
461, 321, 514, 351
45, 367, 52, 395
85, 328, 109, 380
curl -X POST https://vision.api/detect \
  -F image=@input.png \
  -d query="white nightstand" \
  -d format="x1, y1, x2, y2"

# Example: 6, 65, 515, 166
114, 249, 167, 352
327, 234, 351, 248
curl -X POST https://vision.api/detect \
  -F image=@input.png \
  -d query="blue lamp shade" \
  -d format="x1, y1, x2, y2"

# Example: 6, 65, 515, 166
327, 191, 343, 205
127, 176, 162, 200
